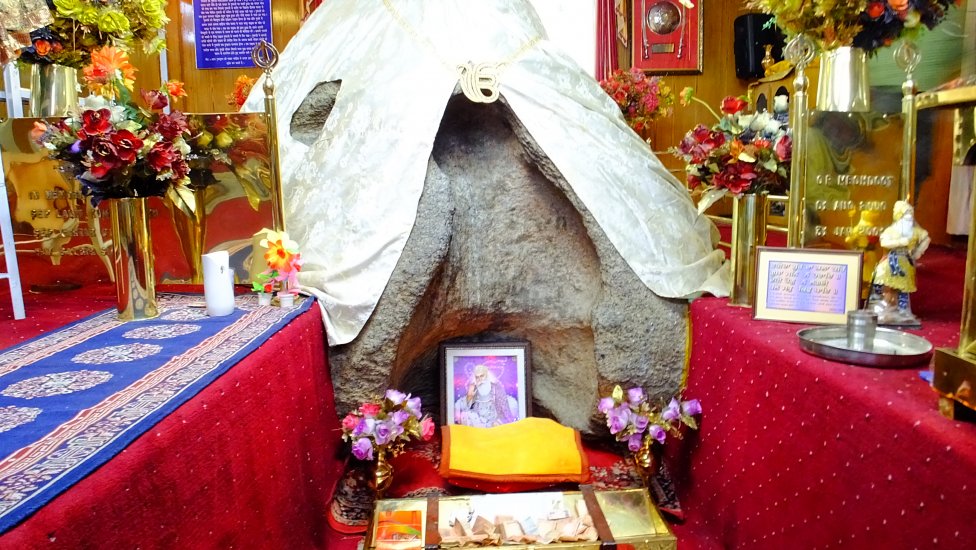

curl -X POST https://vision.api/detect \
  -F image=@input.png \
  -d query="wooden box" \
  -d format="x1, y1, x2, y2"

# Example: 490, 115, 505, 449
365, 487, 676, 550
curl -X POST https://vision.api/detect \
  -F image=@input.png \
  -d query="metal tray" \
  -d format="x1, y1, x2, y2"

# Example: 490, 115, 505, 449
797, 326, 934, 368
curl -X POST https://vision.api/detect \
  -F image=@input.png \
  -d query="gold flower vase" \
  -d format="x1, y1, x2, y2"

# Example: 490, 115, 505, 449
111, 198, 159, 321
632, 438, 657, 488
373, 447, 394, 499
171, 185, 208, 283
29, 63, 79, 117
817, 47, 871, 113
729, 193, 768, 307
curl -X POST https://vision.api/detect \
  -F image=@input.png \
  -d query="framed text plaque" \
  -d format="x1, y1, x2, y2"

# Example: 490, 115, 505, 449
754, 247, 863, 325
631, 0, 702, 74
193, 0, 273, 69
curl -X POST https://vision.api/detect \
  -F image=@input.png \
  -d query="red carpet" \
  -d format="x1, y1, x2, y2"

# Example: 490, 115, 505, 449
668, 245, 976, 549
0, 246, 970, 549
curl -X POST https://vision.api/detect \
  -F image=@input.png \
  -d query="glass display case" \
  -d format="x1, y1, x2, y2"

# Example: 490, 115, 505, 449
365, 487, 676, 550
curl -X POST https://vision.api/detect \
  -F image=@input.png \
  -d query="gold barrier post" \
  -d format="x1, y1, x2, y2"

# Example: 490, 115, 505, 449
252, 40, 285, 233
784, 34, 816, 248
913, 82, 976, 418
895, 40, 921, 202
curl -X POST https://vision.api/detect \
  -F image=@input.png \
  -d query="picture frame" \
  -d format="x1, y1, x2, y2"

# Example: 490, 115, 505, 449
754, 247, 863, 325
440, 342, 531, 427
631, 0, 703, 74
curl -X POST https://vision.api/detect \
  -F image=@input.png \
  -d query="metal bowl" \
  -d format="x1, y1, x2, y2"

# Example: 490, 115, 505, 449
797, 326, 934, 368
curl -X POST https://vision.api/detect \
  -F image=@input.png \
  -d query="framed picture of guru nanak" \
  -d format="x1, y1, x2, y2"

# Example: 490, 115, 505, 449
440, 342, 532, 427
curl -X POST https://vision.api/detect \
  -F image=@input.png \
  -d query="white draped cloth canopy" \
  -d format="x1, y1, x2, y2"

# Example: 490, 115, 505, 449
244, 0, 730, 346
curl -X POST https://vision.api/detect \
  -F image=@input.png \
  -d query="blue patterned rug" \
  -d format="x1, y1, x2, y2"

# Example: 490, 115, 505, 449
0, 293, 313, 533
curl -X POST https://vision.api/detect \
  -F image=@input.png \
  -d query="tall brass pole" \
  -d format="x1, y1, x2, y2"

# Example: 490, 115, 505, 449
252, 40, 286, 233
895, 40, 921, 202
784, 34, 816, 248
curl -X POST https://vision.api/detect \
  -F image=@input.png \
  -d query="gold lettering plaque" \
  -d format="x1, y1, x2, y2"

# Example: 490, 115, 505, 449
802, 111, 905, 293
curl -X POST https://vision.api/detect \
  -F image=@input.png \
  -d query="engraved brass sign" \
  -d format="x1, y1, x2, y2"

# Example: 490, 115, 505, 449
802, 111, 904, 293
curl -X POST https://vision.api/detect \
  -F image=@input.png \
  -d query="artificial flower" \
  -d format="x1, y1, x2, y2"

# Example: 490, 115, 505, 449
227, 74, 258, 109
746, 0, 958, 55
83, 46, 137, 97
165, 80, 188, 99
34, 62, 194, 209
340, 390, 435, 462
19, 0, 170, 67
599, 68, 674, 137
598, 385, 701, 454
671, 88, 792, 213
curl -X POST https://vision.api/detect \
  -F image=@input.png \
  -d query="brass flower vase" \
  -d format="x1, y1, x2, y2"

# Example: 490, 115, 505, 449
373, 447, 393, 499
171, 185, 208, 283
729, 193, 768, 307
29, 63, 79, 117
632, 438, 656, 488
817, 47, 871, 112
111, 198, 159, 321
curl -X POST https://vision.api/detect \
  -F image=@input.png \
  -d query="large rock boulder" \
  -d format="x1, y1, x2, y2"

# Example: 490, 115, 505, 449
294, 86, 687, 433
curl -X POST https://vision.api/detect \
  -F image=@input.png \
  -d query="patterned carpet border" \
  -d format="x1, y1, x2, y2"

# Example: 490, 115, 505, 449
0, 293, 312, 533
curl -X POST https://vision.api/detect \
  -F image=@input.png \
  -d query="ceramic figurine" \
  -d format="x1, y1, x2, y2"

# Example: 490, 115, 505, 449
867, 201, 931, 326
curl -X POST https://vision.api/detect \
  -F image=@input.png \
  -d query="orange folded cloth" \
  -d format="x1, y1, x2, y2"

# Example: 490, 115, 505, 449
440, 417, 590, 485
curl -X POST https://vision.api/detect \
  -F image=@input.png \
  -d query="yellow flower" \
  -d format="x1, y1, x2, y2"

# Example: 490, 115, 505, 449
98, 9, 131, 34
140, 0, 167, 24
78, 6, 100, 26
260, 230, 300, 272
52, 0, 84, 18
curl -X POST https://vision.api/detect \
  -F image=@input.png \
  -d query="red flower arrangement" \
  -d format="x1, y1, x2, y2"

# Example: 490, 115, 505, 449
599, 67, 674, 136
671, 88, 792, 212
34, 47, 194, 210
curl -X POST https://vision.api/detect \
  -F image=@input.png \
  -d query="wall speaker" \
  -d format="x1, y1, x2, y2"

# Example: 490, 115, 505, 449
733, 14, 785, 80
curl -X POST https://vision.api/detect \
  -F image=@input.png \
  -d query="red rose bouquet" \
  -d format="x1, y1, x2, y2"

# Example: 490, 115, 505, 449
34, 46, 194, 212
671, 88, 792, 213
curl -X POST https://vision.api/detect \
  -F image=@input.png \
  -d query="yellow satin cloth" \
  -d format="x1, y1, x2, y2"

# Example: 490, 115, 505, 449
440, 417, 588, 483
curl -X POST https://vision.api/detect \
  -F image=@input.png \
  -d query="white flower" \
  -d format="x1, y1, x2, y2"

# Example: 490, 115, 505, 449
773, 95, 789, 113
762, 119, 783, 135
749, 112, 772, 132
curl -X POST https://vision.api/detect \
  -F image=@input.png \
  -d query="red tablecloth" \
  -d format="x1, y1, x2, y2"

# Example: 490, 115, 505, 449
667, 245, 976, 549
0, 285, 350, 549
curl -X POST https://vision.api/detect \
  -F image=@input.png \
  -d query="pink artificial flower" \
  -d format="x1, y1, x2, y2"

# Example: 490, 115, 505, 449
420, 417, 435, 440
359, 402, 381, 418
340, 414, 359, 433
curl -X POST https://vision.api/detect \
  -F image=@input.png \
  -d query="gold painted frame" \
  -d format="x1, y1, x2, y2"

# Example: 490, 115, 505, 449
754, 247, 863, 325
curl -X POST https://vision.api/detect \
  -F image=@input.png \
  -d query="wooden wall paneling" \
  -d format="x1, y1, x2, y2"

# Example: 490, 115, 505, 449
629, 1, 754, 178
169, 0, 304, 114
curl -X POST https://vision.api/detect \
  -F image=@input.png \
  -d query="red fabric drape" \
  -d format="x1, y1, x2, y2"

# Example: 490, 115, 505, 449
595, 0, 619, 81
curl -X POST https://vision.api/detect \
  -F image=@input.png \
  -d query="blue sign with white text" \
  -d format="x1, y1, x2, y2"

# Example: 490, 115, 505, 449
193, 0, 273, 69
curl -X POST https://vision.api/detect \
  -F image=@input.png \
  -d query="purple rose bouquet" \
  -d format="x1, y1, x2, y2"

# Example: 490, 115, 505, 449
598, 385, 702, 453
340, 389, 436, 461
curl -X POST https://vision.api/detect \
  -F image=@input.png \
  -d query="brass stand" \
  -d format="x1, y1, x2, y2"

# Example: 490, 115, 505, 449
913, 82, 976, 418
251, 40, 286, 233
783, 34, 815, 248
